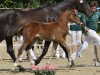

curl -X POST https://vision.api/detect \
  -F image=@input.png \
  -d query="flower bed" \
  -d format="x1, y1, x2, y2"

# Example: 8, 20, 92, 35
32, 65, 57, 75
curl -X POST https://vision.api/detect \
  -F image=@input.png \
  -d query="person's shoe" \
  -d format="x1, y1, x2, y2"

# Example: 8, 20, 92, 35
19, 58, 23, 62
71, 54, 76, 60
32, 56, 37, 60
55, 52, 60, 59
62, 57, 66, 59
56, 55, 60, 59
95, 60, 100, 67
79, 54, 83, 58
0, 57, 2, 61
68, 60, 75, 68
62, 55, 66, 59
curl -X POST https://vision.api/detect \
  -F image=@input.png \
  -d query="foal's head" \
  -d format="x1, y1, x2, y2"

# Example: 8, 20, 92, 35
67, 9, 81, 25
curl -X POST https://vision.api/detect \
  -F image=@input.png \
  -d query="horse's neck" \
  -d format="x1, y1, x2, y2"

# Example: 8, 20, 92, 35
57, 11, 69, 28
52, 1, 72, 13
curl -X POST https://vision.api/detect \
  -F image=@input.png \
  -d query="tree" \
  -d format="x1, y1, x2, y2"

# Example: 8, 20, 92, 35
0, 0, 99, 8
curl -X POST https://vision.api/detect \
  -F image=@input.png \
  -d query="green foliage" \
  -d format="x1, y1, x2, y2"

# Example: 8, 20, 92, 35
0, 0, 99, 8
0, 0, 66, 8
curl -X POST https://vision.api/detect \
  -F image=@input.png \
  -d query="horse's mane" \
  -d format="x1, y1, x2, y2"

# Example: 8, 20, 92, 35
30, 5, 50, 11
29, 1, 66, 11
52, 1, 67, 9
0, 10, 14, 16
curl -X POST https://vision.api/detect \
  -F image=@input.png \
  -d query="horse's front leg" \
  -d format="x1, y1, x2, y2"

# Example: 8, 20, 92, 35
5, 36, 16, 62
57, 38, 74, 66
35, 41, 51, 65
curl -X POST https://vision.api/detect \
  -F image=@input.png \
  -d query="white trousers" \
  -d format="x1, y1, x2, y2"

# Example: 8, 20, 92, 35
70, 31, 82, 45
71, 29, 100, 60
55, 45, 66, 58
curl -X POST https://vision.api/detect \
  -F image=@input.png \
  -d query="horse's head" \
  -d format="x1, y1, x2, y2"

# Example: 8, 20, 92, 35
74, 0, 92, 17
67, 9, 82, 25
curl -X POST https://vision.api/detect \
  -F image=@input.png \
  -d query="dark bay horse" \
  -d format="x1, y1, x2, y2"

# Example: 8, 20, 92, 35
0, 0, 91, 64
0, 10, 17, 62
12, 9, 82, 71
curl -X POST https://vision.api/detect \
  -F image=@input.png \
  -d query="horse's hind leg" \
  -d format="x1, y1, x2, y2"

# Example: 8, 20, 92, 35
47, 45, 56, 65
12, 37, 36, 71
25, 38, 38, 64
5, 37, 16, 62
35, 41, 51, 65
57, 39, 70, 61
47, 42, 58, 65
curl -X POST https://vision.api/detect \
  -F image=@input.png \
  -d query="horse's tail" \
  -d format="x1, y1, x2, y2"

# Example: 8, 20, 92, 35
7, 12, 24, 36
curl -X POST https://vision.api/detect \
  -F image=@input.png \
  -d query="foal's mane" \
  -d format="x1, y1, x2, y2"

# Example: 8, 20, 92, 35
57, 9, 74, 22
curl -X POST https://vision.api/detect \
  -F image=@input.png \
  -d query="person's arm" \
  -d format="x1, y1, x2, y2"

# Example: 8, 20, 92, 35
78, 13, 87, 28
80, 13, 86, 24
98, 12, 100, 20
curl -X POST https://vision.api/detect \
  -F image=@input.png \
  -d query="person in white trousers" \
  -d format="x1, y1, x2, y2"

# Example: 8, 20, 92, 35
69, 9, 86, 58
71, 29, 100, 60
70, 1, 100, 66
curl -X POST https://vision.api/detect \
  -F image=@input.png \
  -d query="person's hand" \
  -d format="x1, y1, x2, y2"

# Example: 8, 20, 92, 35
68, 29, 72, 35
84, 26, 89, 31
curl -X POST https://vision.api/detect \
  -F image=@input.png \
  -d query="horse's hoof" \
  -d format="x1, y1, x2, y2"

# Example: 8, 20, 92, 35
68, 60, 75, 68
35, 60, 39, 65
34, 62, 38, 65
11, 66, 19, 72
95, 61, 100, 67
17, 65, 25, 71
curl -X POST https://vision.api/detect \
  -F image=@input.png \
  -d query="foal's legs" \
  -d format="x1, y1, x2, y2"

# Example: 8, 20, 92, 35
35, 42, 58, 65
57, 37, 70, 61
47, 42, 58, 65
46, 42, 58, 65
5, 36, 16, 62
59, 42, 70, 61
58, 37, 77, 67
35, 41, 51, 65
